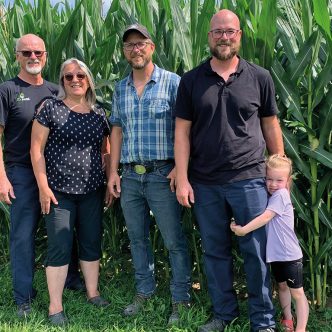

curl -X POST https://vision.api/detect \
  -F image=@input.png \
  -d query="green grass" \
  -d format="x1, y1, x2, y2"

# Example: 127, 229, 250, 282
0, 261, 331, 332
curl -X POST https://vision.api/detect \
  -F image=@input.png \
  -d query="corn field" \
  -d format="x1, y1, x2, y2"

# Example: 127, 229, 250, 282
0, 0, 331, 309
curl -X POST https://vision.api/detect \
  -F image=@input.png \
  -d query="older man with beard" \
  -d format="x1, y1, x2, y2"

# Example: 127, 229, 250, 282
109, 24, 191, 325
175, 10, 284, 332
0, 34, 82, 317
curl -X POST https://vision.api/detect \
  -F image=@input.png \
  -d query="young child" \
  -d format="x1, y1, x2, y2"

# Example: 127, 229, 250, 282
230, 154, 309, 332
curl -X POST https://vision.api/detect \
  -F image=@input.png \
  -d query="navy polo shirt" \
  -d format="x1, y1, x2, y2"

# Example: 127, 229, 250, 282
175, 57, 278, 185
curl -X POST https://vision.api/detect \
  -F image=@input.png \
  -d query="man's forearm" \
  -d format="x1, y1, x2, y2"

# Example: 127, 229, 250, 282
174, 118, 191, 180
0, 148, 7, 178
0, 130, 7, 178
261, 116, 284, 155
109, 127, 122, 173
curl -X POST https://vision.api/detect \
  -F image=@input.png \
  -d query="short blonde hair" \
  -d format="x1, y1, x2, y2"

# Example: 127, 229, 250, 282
266, 154, 293, 177
57, 58, 96, 109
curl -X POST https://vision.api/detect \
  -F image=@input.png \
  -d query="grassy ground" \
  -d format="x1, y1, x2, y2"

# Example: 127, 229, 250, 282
0, 260, 332, 332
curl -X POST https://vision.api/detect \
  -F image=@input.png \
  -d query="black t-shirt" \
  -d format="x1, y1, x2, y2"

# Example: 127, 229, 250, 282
175, 57, 278, 185
35, 98, 109, 194
0, 76, 58, 167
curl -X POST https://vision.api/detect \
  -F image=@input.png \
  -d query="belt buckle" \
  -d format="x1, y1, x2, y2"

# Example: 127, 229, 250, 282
134, 164, 146, 174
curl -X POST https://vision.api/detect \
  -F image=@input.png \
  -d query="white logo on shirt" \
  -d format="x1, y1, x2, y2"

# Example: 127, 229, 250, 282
16, 92, 31, 102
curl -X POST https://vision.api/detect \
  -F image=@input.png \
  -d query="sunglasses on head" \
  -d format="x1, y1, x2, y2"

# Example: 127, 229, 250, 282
63, 73, 87, 81
16, 50, 46, 58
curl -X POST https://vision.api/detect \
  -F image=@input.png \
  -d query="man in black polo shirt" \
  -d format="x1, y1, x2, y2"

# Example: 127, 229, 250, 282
175, 9, 284, 332
0, 34, 82, 317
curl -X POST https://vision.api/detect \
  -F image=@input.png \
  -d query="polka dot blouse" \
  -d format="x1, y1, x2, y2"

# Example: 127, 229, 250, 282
35, 98, 110, 194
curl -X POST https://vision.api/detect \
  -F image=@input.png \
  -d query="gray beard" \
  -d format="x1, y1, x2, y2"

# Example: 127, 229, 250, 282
25, 64, 42, 74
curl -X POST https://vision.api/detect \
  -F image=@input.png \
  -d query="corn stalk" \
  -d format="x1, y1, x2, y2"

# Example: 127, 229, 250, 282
0, 0, 331, 306
272, 0, 332, 308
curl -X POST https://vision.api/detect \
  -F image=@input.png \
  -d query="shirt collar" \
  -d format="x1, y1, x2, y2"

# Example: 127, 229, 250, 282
204, 55, 244, 76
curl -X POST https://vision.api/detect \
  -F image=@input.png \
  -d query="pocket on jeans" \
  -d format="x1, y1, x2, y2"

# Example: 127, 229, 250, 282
155, 163, 173, 178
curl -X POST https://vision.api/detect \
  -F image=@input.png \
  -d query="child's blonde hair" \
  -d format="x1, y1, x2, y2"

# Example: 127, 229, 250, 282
266, 154, 293, 177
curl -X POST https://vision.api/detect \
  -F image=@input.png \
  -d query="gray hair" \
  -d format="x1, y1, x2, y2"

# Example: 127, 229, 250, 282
57, 58, 96, 108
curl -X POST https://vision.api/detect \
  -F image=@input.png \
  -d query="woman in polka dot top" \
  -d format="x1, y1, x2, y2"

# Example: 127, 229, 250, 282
31, 58, 110, 325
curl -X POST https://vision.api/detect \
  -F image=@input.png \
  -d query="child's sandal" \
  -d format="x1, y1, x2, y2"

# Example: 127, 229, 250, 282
281, 318, 294, 332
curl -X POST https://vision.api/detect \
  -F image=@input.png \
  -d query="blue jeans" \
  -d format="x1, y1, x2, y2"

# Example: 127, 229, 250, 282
192, 178, 275, 331
7, 166, 40, 305
6, 166, 81, 305
120, 163, 191, 302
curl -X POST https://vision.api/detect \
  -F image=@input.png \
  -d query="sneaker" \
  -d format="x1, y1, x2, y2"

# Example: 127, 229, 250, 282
123, 294, 149, 316
198, 318, 229, 332
258, 328, 275, 332
17, 302, 32, 317
168, 301, 191, 325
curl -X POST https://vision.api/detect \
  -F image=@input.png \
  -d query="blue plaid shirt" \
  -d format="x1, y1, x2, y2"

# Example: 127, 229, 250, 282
110, 65, 180, 163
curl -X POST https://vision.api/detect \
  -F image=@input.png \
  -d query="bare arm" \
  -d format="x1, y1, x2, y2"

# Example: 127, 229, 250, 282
108, 126, 122, 198
174, 117, 194, 207
230, 209, 276, 236
261, 115, 284, 155
0, 126, 15, 204
102, 135, 114, 207
102, 135, 111, 178
30, 120, 57, 214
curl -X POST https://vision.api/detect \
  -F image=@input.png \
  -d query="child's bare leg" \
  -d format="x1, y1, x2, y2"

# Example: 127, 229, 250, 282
290, 287, 309, 332
278, 281, 293, 320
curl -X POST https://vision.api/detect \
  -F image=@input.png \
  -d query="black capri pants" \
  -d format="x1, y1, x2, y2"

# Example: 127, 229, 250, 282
45, 187, 104, 267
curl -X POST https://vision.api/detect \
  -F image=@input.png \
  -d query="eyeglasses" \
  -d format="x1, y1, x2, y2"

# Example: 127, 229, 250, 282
16, 50, 46, 58
123, 41, 152, 51
209, 29, 240, 39
63, 73, 87, 81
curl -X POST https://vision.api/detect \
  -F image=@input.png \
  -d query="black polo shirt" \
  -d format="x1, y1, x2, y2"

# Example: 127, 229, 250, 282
175, 57, 278, 185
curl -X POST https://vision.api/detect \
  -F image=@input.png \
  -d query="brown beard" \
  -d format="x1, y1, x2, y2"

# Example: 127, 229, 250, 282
128, 55, 152, 70
209, 42, 240, 61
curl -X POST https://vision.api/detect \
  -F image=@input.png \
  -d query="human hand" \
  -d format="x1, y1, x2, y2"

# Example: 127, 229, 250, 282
176, 178, 195, 208
166, 167, 176, 192
230, 221, 247, 236
104, 187, 115, 208
108, 171, 121, 198
0, 175, 15, 205
39, 186, 58, 214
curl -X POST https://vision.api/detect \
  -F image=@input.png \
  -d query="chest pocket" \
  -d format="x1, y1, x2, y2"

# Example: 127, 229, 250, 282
147, 99, 169, 119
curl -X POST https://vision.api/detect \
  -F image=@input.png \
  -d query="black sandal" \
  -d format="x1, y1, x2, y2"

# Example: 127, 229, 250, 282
87, 296, 110, 307
48, 311, 68, 326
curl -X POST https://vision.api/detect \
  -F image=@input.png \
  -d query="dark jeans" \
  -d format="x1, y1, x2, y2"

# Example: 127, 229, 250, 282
7, 166, 80, 305
192, 178, 275, 331
120, 163, 191, 302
